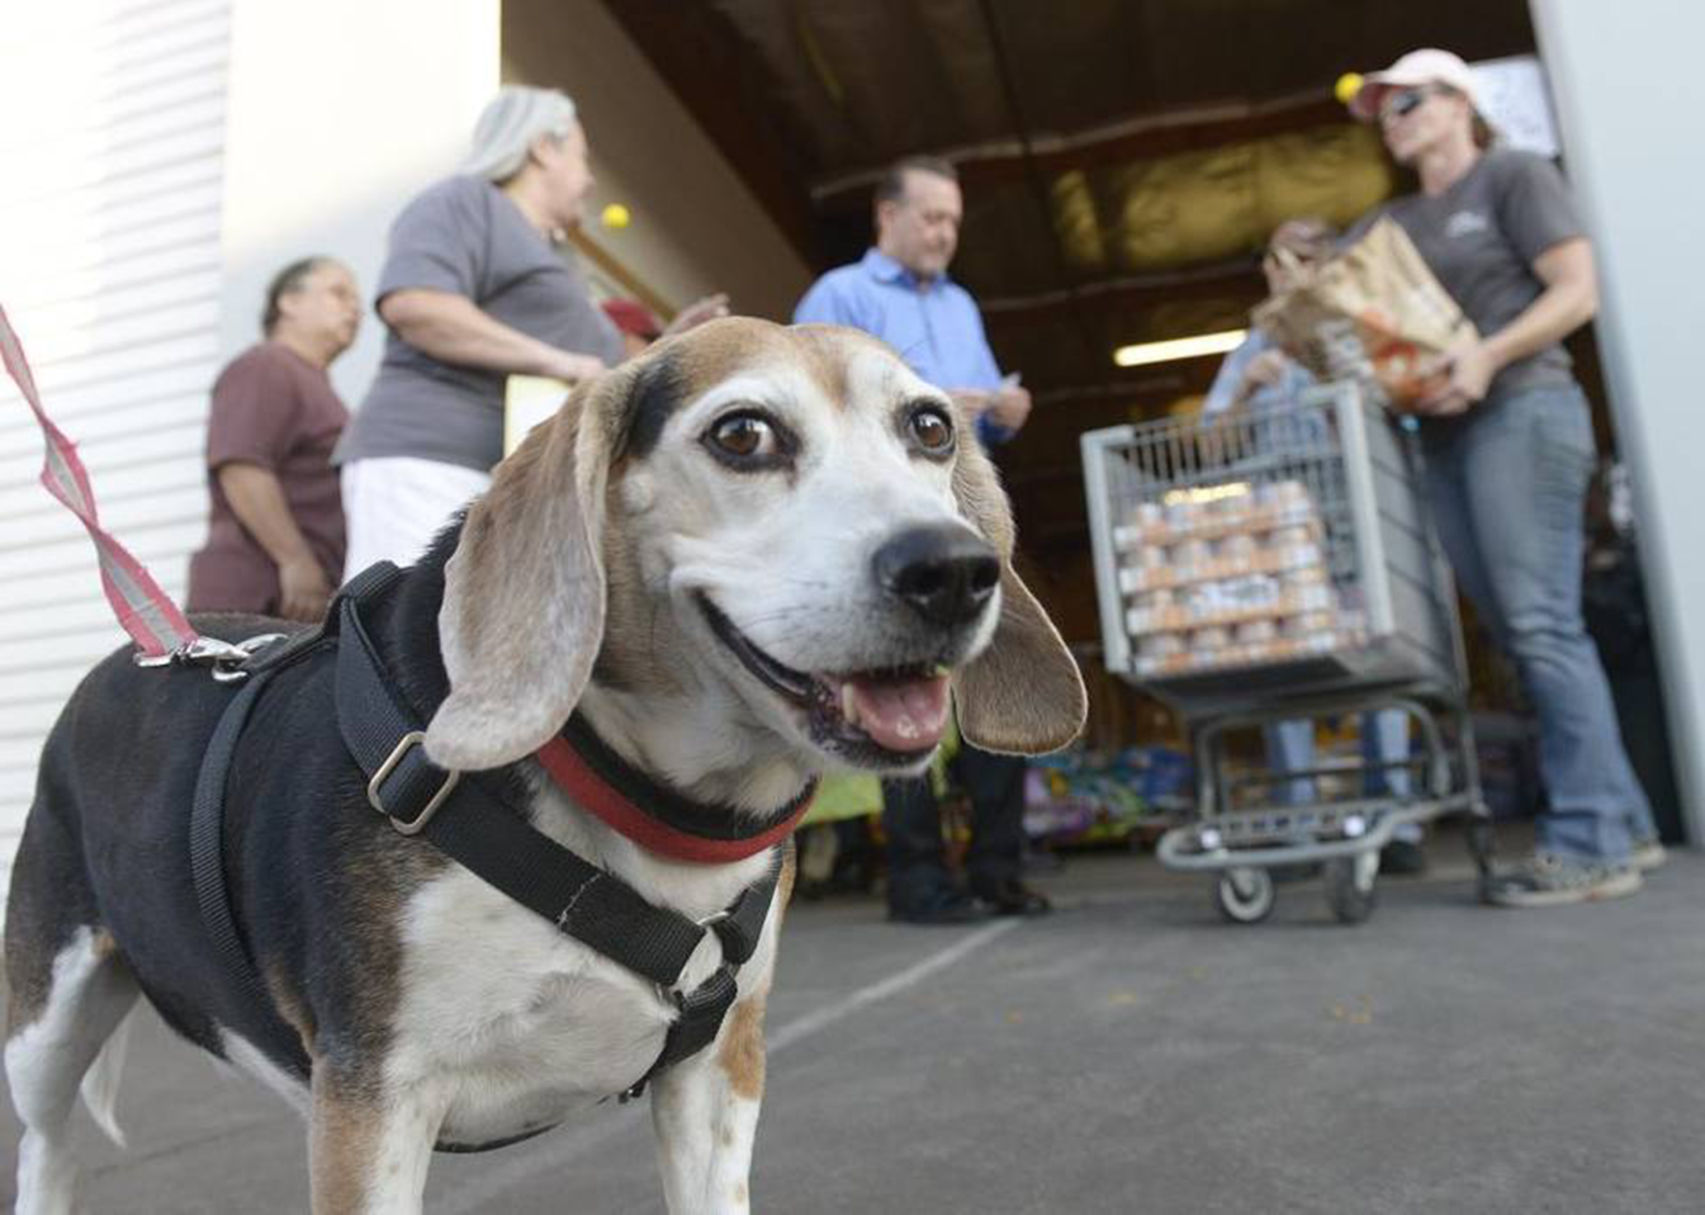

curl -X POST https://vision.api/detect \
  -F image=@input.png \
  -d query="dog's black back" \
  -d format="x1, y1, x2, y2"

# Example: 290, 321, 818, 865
6, 539, 477, 1083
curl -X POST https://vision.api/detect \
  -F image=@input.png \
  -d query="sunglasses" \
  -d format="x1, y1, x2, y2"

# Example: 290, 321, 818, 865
1381, 86, 1441, 121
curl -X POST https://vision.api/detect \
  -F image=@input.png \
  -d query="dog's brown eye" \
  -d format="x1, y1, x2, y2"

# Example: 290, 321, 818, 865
909, 407, 954, 453
710, 414, 772, 458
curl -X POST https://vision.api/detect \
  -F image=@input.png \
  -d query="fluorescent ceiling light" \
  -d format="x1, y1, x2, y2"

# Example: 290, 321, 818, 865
1113, 328, 1247, 368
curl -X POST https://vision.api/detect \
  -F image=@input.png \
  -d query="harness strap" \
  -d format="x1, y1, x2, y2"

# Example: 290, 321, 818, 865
188, 666, 304, 1056
337, 597, 712, 988
331, 571, 780, 1092
186, 609, 345, 1066
620, 872, 779, 1100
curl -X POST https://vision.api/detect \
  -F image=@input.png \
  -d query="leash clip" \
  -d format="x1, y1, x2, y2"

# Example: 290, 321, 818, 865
133, 633, 288, 683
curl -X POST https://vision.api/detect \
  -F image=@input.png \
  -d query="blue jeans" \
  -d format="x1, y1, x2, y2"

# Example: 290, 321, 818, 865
1266, 713, 1423, 842
1421, 384, 1657, 863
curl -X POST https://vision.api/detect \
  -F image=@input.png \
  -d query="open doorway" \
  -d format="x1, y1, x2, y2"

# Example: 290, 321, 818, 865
597, 0, 1684, 846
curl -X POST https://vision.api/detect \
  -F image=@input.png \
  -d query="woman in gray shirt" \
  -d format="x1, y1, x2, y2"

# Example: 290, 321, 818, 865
1348, 49, 1661, 906
336, 87, 722, 575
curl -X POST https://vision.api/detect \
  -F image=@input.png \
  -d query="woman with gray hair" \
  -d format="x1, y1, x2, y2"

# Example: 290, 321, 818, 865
335, 86, 726, 574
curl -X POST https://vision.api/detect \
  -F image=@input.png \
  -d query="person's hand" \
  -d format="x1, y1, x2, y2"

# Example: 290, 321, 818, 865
985, 383, 1032, 433
544, 350, 608, 384
661, 293, 731, 338
278, 558, 332, 623
1243, 349, 1289, 390
1415, 337, 1495, 416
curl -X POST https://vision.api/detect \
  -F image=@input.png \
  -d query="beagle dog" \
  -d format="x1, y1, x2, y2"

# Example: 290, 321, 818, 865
3, 318, 1085, 1214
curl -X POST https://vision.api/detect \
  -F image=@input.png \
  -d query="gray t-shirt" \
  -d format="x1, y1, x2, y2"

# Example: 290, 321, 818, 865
1357, 148, 1586, 406
336, 175, 624, 472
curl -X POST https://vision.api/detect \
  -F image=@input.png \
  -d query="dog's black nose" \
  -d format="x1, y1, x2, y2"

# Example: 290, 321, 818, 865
873, 524, 1000, 628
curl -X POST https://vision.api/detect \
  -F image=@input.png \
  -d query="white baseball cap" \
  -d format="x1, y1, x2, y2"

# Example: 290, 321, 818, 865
1348, 48, 1481, 121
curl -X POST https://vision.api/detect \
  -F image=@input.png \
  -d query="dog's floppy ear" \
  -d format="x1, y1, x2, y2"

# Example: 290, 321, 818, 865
424, 363, 641, 771
949, 435, 1088, 755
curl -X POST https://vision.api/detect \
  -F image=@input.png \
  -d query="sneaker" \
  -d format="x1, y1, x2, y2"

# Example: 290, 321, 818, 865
1486, 852, 1642, 908
1631, 837, 1668, 873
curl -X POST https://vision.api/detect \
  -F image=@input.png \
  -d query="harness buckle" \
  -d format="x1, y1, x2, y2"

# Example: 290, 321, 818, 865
367, 731, 460, 835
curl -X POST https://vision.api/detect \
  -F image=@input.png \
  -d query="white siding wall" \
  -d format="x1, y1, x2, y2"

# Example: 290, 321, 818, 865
0, 0, 230, 889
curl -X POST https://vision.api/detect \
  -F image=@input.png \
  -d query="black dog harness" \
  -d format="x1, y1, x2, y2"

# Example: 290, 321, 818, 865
188, 563, 807, 1112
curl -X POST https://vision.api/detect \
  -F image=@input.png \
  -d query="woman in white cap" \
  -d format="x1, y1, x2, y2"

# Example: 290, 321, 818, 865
336, 86, 725, 574
1347, 49, 1663, 906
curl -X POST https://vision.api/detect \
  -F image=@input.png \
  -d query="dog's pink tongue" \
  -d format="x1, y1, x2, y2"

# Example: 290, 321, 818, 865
845, 673, 952, 752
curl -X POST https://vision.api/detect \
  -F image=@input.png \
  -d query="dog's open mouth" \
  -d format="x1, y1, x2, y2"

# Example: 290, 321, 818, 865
696, 594, 951, 761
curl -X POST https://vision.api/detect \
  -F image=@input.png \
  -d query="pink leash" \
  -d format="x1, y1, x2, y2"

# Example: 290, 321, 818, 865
2, 304, 271, 672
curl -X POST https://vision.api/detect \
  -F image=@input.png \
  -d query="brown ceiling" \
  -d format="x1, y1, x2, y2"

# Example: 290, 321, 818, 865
604, 0, 1537, 593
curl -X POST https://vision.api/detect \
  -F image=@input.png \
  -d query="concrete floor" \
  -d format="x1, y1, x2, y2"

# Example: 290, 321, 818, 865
2, 834, 1701, 1213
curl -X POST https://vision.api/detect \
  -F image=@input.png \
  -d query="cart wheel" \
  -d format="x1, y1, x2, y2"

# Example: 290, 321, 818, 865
1324, 852, 1379, 924
1215, 867, 1276, 924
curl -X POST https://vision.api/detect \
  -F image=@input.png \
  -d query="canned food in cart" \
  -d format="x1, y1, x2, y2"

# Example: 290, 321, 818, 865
1078, 382, 1493, 925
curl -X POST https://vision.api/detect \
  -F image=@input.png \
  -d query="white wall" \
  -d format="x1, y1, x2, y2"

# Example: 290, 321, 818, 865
503, 0, 812, 322
1531, 0, 1704, 843
0, 0, 234, 889
221, 0, 500, 404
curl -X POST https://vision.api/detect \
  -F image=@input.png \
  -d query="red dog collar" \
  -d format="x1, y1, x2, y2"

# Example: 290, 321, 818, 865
535, 722, 815, 865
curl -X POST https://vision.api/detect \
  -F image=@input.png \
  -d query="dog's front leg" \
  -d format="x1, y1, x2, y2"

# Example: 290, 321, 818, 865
309, 1069, 444, 1215
650, 997, 769, 1214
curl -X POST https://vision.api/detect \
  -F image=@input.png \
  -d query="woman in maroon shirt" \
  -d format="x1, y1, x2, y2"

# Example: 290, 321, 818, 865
186, 257, 360, 621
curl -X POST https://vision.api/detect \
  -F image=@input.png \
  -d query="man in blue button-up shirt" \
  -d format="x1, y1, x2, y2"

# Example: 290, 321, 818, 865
794, 156, 1032, 445
792, 156, 1048, 925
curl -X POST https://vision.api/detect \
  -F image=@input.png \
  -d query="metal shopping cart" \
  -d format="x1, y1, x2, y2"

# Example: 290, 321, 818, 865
1080, 381, 1492, 924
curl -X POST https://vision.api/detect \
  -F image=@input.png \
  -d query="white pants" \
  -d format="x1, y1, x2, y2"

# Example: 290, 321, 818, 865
340, 457, 492, 583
